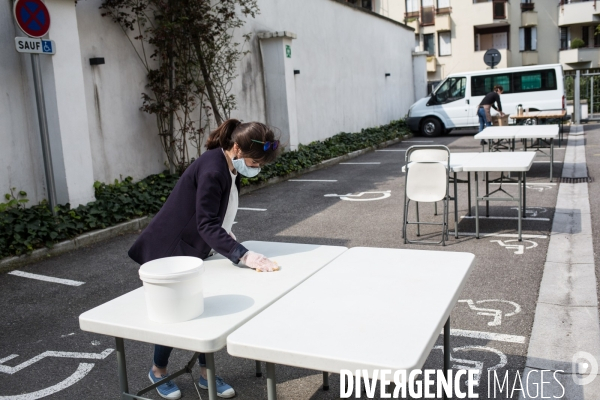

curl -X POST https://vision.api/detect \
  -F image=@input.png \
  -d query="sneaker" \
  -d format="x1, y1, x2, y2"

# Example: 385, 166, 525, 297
148, 370, 182, 400
198, 375, 236, 398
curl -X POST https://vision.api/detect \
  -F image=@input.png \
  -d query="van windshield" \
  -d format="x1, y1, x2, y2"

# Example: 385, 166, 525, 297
432, 77, 466, 104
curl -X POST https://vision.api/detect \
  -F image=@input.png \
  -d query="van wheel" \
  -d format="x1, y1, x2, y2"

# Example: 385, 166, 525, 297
421, 117, 443, 137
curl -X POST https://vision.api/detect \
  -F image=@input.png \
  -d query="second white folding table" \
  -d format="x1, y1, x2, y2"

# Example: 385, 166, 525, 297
474, 125, 558, 181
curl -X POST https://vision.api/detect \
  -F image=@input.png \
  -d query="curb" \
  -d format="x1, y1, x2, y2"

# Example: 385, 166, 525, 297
0, 134, 410, 272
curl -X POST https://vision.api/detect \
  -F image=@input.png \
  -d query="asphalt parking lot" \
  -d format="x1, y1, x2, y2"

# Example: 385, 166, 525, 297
0, 127, 571, 399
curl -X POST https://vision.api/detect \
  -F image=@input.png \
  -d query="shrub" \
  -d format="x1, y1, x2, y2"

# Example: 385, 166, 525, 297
570, 38, 586, 49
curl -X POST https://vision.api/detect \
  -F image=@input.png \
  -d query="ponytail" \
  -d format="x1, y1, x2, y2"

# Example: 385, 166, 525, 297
205, 119, 242, 150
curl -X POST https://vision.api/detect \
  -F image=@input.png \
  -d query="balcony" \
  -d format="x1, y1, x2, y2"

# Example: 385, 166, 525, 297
406, 18, 420, 33
435, 13, 451, 31
559, 47, 600, 68
521, 11, 537, 27
473, 0, 510, 28
473, 48, 511, 69
522, 51, 538, 65
427, 56, 437, 72
558, 1, 600, 26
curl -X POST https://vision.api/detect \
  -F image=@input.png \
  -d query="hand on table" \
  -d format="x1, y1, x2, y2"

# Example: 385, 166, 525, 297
241, 251, 279, 272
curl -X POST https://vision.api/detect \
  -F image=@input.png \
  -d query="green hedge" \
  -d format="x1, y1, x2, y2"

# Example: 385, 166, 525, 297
0, 119, 408, 258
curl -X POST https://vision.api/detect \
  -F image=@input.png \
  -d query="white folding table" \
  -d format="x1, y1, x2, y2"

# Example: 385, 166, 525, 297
462, 152, 536, 241
227, 247, 476, 400
79, 241, 347, 400
474, 125, 559, 181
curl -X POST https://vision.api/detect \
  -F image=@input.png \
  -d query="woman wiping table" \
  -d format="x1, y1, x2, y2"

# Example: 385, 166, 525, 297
128, 119, 281, 399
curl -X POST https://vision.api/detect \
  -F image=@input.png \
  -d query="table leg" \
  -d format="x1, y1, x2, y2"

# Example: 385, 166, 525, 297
467, 172, 472, 217
416, 202, 420, 237
323, 371, 329, 391
523, 172, 527, 219
454, 172, 458, 238
485, 172, 489, 218
444, 317, 451, 400
475, 172, 480, 239
205, 353, 218, 400
255, 360, 262, 377
550, 138, 554, 182
518, 173, 523, 242
266, 362, 277, 400
116, 337, 130, 398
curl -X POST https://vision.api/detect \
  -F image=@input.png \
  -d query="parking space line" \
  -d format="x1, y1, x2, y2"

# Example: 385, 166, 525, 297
238, 207, 267, 211
339, 162, 381, 165
450, 329, 526, 344
8, 271, 85, 287
288, 179, 338, 182
461, 216, 550, 221
458, 232, 548, 239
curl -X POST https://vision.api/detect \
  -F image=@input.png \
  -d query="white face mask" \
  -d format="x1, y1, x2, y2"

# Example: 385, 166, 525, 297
232, 158, 261, 178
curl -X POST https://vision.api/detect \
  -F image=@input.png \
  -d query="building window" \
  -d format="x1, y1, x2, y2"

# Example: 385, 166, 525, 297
560, 27, 569, 50
582, 26, 589, 47
406, 0, 420, 17
437, 0, 450, 9
474, 26, 510, 51
346, 0, 372, 10
424, 33, 435, 55
595, 28, 600, 47
439, 32, 452, 56
493, 0, 507, 19
520, 0, 534, 11
519, 27, 537, 51
421, 0, 435, 25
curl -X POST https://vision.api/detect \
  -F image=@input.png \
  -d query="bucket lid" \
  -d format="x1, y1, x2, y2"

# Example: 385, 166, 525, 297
139, 256, 204, 282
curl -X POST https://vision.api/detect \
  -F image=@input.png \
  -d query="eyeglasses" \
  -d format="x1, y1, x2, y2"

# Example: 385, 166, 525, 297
251, 139, 279, 151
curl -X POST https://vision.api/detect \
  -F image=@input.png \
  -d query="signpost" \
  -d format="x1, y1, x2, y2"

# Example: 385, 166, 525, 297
13, 0, 57, 214
484, 48, 501, 69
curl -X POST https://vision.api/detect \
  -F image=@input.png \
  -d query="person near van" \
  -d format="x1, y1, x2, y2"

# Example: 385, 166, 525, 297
478, 85, 505, 132
128, 119, 281, 399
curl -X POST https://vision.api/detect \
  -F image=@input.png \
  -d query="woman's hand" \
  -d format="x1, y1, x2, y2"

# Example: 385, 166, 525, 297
241, 251, 279, 272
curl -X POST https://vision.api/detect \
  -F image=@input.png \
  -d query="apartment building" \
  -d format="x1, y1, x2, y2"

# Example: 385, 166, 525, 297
366, 0, 600, 86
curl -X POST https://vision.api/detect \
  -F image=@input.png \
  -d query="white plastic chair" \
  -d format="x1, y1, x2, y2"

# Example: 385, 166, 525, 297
403, 146, 451, 245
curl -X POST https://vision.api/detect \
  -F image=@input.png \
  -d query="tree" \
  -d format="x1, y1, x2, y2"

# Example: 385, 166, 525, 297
100, 0, 259, 173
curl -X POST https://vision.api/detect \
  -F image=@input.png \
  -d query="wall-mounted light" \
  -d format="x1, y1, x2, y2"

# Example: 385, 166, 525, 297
90, 57, 105, 66
385, 73, 391, 77
294, 70, 300, 75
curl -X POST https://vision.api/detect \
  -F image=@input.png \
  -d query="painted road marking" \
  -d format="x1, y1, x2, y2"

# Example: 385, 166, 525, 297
490, 183, 557, 186
288, 179, 338, 182
238, 207, 267, 211
404, 141, 434, 143
450, 329, 526, 344
8, 271, 84, 287
339, 162, 381, 165
459, 232, 547, 239
461, 215, 550, 221
458, 300, 521, 327
324, 191, 391, 201
510, 206, 548, 216
0, 363, 95, 400
434, 345, 508, 386
0, 349, 114, 374
491, 239, 538, 255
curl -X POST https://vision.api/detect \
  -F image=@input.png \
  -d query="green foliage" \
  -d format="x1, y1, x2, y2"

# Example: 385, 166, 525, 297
0, 119, 408, 258
0, 173, 179, 258
570, 38, 586, 49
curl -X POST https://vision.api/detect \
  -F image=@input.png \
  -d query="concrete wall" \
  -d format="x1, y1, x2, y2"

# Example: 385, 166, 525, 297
1, 0, 416, 206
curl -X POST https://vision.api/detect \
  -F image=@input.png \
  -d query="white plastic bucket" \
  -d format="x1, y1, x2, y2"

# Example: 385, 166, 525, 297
139, 256, 205, 323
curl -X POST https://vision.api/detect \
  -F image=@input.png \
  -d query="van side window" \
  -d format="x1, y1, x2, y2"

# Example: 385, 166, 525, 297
433, 77, 466, 104
513, 69, 557, 92
471, 74, 512, 96
472, 69, 557, 96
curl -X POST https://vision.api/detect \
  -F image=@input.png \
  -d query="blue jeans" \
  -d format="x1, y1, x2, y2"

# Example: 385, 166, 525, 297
154, 345, 206, 368
478, 107, 491, 132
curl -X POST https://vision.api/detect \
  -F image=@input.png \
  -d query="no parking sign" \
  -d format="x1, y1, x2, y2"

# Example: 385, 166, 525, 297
13, 0, 51, 38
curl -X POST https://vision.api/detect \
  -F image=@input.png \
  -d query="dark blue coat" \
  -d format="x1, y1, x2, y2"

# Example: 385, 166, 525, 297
128, 148, 249, 265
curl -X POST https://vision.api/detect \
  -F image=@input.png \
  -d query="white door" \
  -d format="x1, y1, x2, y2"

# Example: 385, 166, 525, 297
430, 77, 469, 127
492, 33, 508, 49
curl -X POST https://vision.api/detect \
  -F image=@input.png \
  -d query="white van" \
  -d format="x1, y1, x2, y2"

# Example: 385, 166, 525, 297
406, 64, 565, 137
